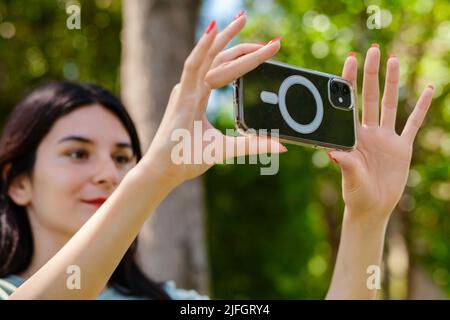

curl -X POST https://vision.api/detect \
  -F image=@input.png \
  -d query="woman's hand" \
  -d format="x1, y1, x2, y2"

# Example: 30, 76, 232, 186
142, 13, 286, 185
328, 45, 434, 222
327, 46, 433, 299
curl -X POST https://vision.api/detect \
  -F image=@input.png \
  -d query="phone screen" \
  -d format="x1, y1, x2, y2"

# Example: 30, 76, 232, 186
236, 61, 356, 150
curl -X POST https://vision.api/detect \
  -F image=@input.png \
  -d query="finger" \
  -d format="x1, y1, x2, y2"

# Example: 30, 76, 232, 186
380, 55, 399, 130
198, 85, 212, 113
197, 13, 248, 81
211, 43, 264, 69
401, 85, 434, 144
180, 20, 218, 93
362, 45, 381, 126
327, 150, 360, 192
341, 52, 360, 127
205, 39, 281, 88
225, 134, 287, 160
208, 13, 248, 68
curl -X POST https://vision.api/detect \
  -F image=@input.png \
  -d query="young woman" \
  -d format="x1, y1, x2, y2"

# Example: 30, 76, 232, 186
0, 13, 433, 299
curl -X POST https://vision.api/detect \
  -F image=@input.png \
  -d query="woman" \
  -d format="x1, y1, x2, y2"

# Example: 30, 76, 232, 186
0, 81, 209, 300
0, 13, 433, 299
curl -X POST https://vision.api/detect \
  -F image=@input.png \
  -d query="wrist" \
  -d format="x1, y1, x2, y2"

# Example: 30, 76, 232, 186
132, 151, 183, 191
343, 206, 390, 233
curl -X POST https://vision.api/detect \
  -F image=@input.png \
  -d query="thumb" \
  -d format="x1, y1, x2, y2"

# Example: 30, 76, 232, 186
225, 135, 287, 160
327, 150, 360, 191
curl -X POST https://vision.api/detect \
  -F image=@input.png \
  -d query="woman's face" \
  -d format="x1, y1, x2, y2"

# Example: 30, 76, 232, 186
20, 104, 137, 237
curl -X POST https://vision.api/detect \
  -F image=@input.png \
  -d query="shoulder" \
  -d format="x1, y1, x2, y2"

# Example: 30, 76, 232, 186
0, 275, 210, 300
100, 281, 210, 300
0, 275, 24, 300
162, 281, 210, 300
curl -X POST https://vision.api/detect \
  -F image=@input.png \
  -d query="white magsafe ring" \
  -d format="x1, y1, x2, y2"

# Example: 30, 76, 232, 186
278, 75, 324, 134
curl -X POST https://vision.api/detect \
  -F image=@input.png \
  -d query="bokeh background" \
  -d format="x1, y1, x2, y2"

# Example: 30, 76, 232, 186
0, 0, 449, 299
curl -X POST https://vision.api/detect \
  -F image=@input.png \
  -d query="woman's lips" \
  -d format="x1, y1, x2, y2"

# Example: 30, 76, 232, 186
82, 198, 106, 208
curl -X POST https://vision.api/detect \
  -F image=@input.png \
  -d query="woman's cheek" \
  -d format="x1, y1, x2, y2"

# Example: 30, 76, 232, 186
43, 163, 83, 195
40, 165, 90, 231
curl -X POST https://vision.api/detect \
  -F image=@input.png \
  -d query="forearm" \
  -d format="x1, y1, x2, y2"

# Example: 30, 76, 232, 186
10, 155, 178, 299
326, 207, 389, 300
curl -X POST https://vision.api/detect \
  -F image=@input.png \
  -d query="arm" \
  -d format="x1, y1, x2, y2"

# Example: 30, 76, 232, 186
326, 46, 434, 299
10, 14, 285, 299
10, 157, 177, 299
326, 208, 388, 299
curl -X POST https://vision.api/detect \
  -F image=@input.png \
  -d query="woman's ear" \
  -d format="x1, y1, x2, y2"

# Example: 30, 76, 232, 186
7, 172, 33, 206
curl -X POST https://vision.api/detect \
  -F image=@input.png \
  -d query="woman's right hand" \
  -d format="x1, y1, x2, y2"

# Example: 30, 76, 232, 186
141, 14, 287, 185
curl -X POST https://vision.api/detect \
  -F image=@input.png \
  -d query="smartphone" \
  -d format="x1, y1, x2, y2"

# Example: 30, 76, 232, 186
233, 60, 357, 151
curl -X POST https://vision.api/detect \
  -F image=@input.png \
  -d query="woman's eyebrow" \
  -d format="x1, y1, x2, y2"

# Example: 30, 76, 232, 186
115, 142, 133, 150
58, 135, 92, 144
57, 135, 132, 149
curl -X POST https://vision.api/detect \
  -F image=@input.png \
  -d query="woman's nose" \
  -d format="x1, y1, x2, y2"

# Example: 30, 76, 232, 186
92, 157, 121, 187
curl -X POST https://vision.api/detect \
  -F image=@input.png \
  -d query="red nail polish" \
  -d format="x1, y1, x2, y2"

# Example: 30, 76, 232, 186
233, 10, 246, 21
205, 20, 216, 34
326, 151, 338, 164
267, 36, 282, 45
348, 51, 356, 57
371, 43, 379, 48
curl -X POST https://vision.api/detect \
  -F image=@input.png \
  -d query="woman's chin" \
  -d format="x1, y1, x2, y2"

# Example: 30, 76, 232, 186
77, 206, 99, 225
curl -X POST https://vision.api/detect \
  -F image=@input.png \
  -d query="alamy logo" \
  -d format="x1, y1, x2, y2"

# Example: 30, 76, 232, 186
170, 121, 281, 175
366, 265, 381, 290
66, 4, 81, 30
366, 5, 392, 30
66, 264, 81, 290
367, 5, 381, 29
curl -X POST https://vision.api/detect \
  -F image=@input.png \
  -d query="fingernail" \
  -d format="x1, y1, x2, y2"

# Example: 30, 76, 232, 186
427, 84, 434, 90
205, 20, 216, 34
233, 10, 246, 21
371, 43, 379, 48
389, 53, 396, 58
256, 42, 267, 45
267, 36, 282, 45
326, 151, 338, 164
347, 51, 356, 57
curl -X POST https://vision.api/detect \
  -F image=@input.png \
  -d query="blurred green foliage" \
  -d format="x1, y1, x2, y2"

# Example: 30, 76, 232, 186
0, 0, 122, 130
0, 0, 449, 299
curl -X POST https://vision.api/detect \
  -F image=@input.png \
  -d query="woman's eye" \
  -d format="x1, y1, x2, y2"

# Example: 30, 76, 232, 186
67, 150, 89, 160
114, 155, 132, 165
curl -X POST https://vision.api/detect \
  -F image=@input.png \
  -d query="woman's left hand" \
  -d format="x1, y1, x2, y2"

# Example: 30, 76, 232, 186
328, 46, 434, 223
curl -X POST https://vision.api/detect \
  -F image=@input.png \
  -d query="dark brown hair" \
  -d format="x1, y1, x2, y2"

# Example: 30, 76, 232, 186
0, 82, 171, 299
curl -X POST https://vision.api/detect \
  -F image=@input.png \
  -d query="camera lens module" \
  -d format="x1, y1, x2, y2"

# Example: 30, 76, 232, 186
328, 79, 353, 110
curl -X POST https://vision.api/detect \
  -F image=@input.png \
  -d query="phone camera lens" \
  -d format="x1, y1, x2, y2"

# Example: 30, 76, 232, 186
342, 85, 350, 96
331, 82, 339, 94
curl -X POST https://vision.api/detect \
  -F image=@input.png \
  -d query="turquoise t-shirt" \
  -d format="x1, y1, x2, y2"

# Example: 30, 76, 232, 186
0, 275, 209, 300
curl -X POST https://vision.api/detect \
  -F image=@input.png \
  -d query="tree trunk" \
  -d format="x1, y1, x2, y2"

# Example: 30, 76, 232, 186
120, 0, 209, 294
